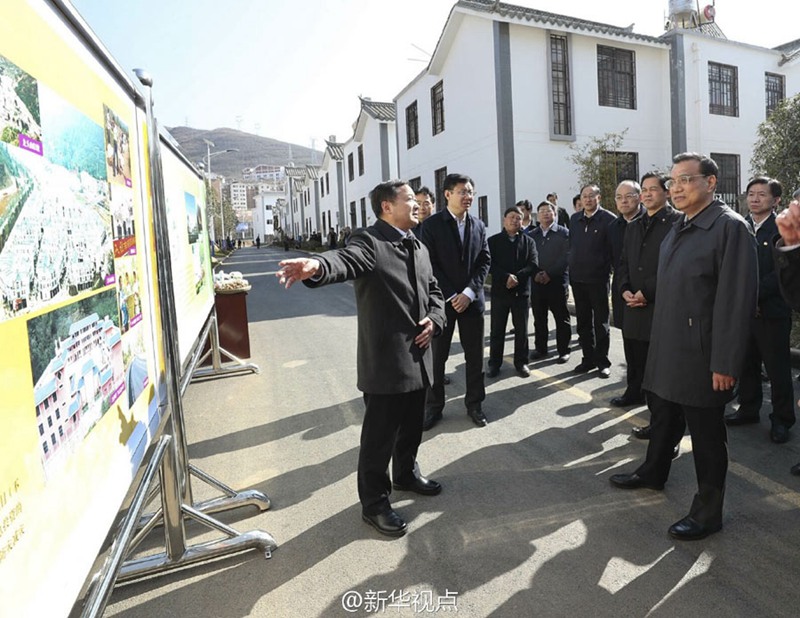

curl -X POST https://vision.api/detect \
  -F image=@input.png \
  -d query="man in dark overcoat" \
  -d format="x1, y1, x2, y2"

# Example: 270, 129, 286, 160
613, 172, 682, 418
610, 152, 758, 541
276, 180, 446, 538
608, 180, 644, 332
725, 177, 795, 443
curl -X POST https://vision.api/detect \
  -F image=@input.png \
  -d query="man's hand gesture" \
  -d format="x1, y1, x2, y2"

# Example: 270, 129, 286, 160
276, 258, 321, 288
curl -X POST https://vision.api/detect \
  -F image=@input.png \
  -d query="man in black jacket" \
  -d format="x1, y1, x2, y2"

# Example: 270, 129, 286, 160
487, 206, 539, 377
276, 180, 446, 538
609, 180, 644, 332
528, 201, 571, 362
421, 173, 491, 430
726, 177, 795, 444
569, 184, 617, 378
614, 172, 682, 422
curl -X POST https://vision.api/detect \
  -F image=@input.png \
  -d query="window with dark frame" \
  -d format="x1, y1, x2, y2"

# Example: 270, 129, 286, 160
431, 81, 445, 135
406, 101, 419, 148
710, 152, 740, 208
550, 34, 572, 135
603, 151, 639, 187
349, 201, 357, 228
348, 153, 354, 181
358, 145, 364, 176
434, 166, 448, 212
360, 197, 367, 226
478, 196, 488, 226
597, 45, 636, 109
408, 176, 421, 192
765, 72, 785, 116
708, 62, 739, 117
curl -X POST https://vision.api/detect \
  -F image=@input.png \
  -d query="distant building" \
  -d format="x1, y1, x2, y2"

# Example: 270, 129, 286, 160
394, 0, 800, 232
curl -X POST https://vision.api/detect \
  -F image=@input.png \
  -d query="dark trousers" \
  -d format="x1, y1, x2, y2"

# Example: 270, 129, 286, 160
531, 282, 571, 356
571, 280, 611, 369
737, 316, 795, 428
428, 305, 485, 411
622, 337, 648, 400
359, 389, 426, 515
489, 294, 529, 369
637, 392, 725, 527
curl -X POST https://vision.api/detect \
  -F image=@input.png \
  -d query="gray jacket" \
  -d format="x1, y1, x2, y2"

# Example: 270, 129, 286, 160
643, 201, 758, 407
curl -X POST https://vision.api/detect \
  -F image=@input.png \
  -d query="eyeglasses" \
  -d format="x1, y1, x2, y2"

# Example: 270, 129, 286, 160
665, 175, 708, 190
452, 190, 474, 197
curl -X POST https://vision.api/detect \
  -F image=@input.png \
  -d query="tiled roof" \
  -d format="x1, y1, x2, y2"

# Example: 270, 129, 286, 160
284, 166, 307, 179
458, 0, 665, 44
325, 140, 345, 161
695, 21, 726, 39
775, 37, 800, 53
359, 97, 396, 122
305, 165, 321, 180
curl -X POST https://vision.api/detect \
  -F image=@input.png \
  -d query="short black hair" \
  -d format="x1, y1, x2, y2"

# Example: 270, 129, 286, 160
673, 152, 719, 178
369, 179, 407, 219
537, 201, 556, 213
746, 176, 782, 198
572, 194, 581, 207
641, 171, 669, 191
504, 206, 523, 218
415, 186, 435, 203
515, 199, 533, 211
546, 192, 558, 201
443, 173, 474, 192
579, 184, 600, 196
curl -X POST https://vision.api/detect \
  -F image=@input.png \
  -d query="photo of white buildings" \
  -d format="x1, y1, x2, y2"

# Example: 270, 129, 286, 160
103, 104, 131, 187
0, 142, 114, 321
28, 290, 124, 476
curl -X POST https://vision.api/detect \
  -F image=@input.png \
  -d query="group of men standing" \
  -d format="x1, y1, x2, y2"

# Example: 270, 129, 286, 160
276, 152, 798, 543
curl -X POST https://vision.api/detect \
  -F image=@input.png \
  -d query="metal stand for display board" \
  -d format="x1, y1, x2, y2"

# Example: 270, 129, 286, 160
114, 69, 276, 583
191, 310, 260, 379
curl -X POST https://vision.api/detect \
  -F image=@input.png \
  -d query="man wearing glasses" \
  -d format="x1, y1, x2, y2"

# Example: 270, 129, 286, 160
421, 174, 491, 430
610, 152, 757, 541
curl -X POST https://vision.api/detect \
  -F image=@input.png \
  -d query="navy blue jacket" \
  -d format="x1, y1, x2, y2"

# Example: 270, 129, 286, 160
568, 207, 616, 284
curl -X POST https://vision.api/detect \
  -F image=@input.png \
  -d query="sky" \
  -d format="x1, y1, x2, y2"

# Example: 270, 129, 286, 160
70, 0, 798, 150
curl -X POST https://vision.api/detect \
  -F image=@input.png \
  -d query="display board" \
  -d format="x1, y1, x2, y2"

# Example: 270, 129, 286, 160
0, 1, 215, 614
159, 138, 214, 367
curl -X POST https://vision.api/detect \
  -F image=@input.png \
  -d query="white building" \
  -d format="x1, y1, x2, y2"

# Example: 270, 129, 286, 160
394, 0, 800, 232
317, 139, 346, 238
252, 191, 279, 241
340, 97, 399, 230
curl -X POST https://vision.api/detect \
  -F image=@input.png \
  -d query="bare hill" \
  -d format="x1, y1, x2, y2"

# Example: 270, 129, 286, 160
166, 126, 323, 179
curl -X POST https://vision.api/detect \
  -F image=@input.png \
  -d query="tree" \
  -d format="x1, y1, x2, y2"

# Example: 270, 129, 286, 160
568, 129, 629, 213
205, 181, 238, 241
751, 94, 800, 199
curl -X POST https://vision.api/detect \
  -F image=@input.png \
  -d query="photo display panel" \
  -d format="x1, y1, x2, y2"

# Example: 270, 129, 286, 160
0, 1, 163, 614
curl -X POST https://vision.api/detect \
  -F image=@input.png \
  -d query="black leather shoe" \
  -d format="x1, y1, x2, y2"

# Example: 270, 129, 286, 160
467, 407, 488, 427
598, 367, 611, 378
487, 366, 500, 378
609, 473, 664, 490
724, 410, 759, 426
574, 360, 595, 374
668, 516, 721, 541
790, 462, 800, 476
631, 425, 651, 440
362, 509, 408, 537
611, 395, 645, 407
556, 354, 570, 364
422, 409, 443, 431
529, 350, 547, 360
393, 476, 442, 496
771, 423, 790, 444
515, 364, 531, 378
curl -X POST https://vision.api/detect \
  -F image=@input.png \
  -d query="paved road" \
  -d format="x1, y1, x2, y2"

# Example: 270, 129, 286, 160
106, 245, 800, 618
